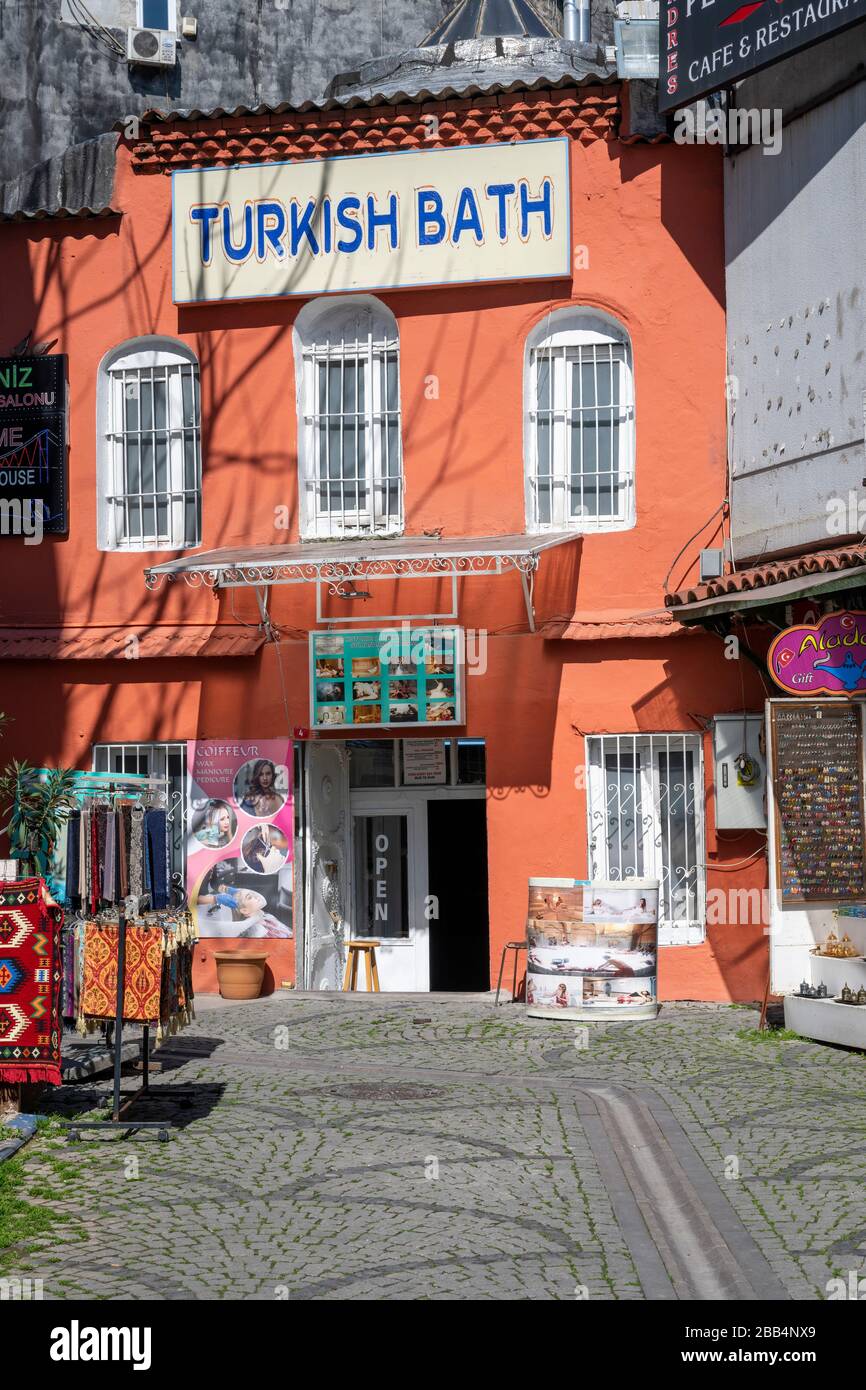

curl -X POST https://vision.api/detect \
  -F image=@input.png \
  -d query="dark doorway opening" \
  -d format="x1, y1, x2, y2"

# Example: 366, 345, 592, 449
427, 799, 489, 991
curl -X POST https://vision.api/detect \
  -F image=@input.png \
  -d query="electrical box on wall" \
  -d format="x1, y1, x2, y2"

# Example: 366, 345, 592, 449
712, 714, 767, 830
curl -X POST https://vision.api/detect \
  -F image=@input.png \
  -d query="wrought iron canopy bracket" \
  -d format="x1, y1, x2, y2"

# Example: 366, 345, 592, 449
145, 550, 544, 629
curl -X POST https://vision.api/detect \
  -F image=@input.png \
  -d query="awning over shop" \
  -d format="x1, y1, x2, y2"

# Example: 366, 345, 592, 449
144, 532, 579, 630
0, 625, 265, 660
665, 541, 866, 622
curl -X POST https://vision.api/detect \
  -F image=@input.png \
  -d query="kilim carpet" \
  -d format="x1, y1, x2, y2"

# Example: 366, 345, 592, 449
0, 877, 63, 1085
81, 922, 162, 1022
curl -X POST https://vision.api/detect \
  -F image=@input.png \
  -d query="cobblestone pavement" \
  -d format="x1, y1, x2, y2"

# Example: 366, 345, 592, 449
4, 997, 866, 1300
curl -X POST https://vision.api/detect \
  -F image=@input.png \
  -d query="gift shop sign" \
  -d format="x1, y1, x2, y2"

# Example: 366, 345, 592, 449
659, 0, 866, 112
768, 611, 866, 696
171, 139, 571, 304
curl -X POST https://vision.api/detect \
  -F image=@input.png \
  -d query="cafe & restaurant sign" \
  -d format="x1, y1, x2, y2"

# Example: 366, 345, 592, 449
659, 0, 866, 112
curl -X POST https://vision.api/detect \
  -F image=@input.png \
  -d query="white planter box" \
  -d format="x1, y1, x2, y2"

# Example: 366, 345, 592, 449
785, 993, 866, 1048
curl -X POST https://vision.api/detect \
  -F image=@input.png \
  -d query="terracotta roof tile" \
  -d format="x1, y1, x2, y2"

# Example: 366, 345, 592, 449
0, 626, 264, 660
666, 542, 866, 610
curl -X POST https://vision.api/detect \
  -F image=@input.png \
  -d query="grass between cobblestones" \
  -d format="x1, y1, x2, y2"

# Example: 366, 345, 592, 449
0, 1001, 864, 1299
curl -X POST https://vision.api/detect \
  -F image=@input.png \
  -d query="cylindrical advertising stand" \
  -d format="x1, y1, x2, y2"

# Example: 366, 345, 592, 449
526, 877, 659, 1021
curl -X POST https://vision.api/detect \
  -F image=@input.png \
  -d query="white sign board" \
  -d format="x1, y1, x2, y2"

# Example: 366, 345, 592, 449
172, 138, 571, 304
402, 740, 448, 785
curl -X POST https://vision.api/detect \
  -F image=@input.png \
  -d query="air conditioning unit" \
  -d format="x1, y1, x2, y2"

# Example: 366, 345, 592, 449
127, 27, 177, 67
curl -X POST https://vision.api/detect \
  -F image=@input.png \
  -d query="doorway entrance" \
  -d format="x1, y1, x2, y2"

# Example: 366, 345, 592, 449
300, 739, 489, 992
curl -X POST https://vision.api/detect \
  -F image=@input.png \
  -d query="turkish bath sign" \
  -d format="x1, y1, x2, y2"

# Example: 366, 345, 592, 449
0, 355, 68, 533
768, 611, 866, 696
171, 139, 571, 304
659, 0, 866, 111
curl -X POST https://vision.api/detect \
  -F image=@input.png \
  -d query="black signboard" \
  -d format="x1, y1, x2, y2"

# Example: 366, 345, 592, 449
0, 355, 68, 534
659, 0, 866, 112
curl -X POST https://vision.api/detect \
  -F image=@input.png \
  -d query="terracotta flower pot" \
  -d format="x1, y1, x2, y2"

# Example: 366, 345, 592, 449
213, 951, 269, 1000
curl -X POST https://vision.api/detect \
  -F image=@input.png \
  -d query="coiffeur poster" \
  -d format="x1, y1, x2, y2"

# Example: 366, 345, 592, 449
186, 741, 294, 939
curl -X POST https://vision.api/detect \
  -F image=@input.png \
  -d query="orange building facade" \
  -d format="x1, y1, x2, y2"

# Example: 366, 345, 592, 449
0, 81, 770, 1001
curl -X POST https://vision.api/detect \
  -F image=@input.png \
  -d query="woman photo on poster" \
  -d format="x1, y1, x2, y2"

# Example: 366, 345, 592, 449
196, 884, 292, 937
234, 758, 287, 818
196, 859, 292, 938
191, 800, 236, 849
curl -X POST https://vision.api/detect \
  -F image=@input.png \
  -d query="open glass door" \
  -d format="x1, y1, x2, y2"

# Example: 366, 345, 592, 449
350, 798, 429, 990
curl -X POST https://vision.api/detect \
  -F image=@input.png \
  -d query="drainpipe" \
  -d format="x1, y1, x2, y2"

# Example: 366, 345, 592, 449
563, 0, 591, 42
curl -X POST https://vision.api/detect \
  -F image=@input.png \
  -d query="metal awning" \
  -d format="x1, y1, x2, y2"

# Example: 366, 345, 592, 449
144, 532, 579, 631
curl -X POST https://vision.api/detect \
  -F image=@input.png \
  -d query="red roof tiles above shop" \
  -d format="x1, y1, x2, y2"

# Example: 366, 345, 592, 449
0, 626, 265, 661
666, 541, 866, 614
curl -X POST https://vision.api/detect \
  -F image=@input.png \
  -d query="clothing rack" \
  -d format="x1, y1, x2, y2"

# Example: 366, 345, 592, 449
63, 774, 193, 1143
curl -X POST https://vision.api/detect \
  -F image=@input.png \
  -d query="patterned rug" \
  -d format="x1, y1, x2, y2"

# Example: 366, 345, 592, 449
81, 922, 162, 1022
0, 877, 63, 1086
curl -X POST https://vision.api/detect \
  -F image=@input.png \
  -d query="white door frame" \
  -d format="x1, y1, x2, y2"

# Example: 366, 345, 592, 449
349, 791, 429, 990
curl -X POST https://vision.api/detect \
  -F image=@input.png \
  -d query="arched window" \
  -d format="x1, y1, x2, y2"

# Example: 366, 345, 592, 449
524, 309, 635, 532
97, 337, 201, 551
294, 296, 402, 539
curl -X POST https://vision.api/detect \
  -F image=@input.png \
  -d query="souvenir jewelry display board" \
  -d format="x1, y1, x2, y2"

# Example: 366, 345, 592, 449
525, 878, 659, 1021
309, 627, 463, 731
770, 702, 866, 905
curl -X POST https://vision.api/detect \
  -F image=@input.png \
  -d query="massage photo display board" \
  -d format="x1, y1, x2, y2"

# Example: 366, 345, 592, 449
526, 878, 659, 1020
770, 702, 866, 905
186, 740, 294, 939
310, 626, 463, 730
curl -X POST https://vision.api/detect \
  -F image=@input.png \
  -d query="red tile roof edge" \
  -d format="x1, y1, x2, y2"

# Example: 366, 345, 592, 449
666, 542, 866, 610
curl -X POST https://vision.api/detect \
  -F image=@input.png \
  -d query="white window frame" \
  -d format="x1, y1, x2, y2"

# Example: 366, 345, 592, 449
96, 336, 202, 552
137, 0, 177, 30
524, 308, 635, 534
293, 296, 403, 540
585, 734, 705, 944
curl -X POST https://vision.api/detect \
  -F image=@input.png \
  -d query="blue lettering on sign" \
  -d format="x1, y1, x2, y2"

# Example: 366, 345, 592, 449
336, 196, 363, 253
519, 180, 553, 238
485, 183, 515, 240
322, 199, 332, 255
190, 205, 219, 263
289, 199, 319, 257
366, 194, 398, 251
223, 204, 254, 262
257, 202, 288, 259
417, 190, 446, 246
185, 158, 562, 275
452, 186, 483, 244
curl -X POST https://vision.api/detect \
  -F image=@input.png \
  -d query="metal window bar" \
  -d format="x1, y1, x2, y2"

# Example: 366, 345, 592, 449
105, 361, 201, 549
92, 741, 188, 878
586, 734, 705, 933
304, 327, 402, 537
530, 341, 633, 529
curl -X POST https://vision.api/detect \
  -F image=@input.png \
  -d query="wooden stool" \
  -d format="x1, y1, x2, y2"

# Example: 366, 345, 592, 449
494, 941, 527, 1006
343, 940, 381, 992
